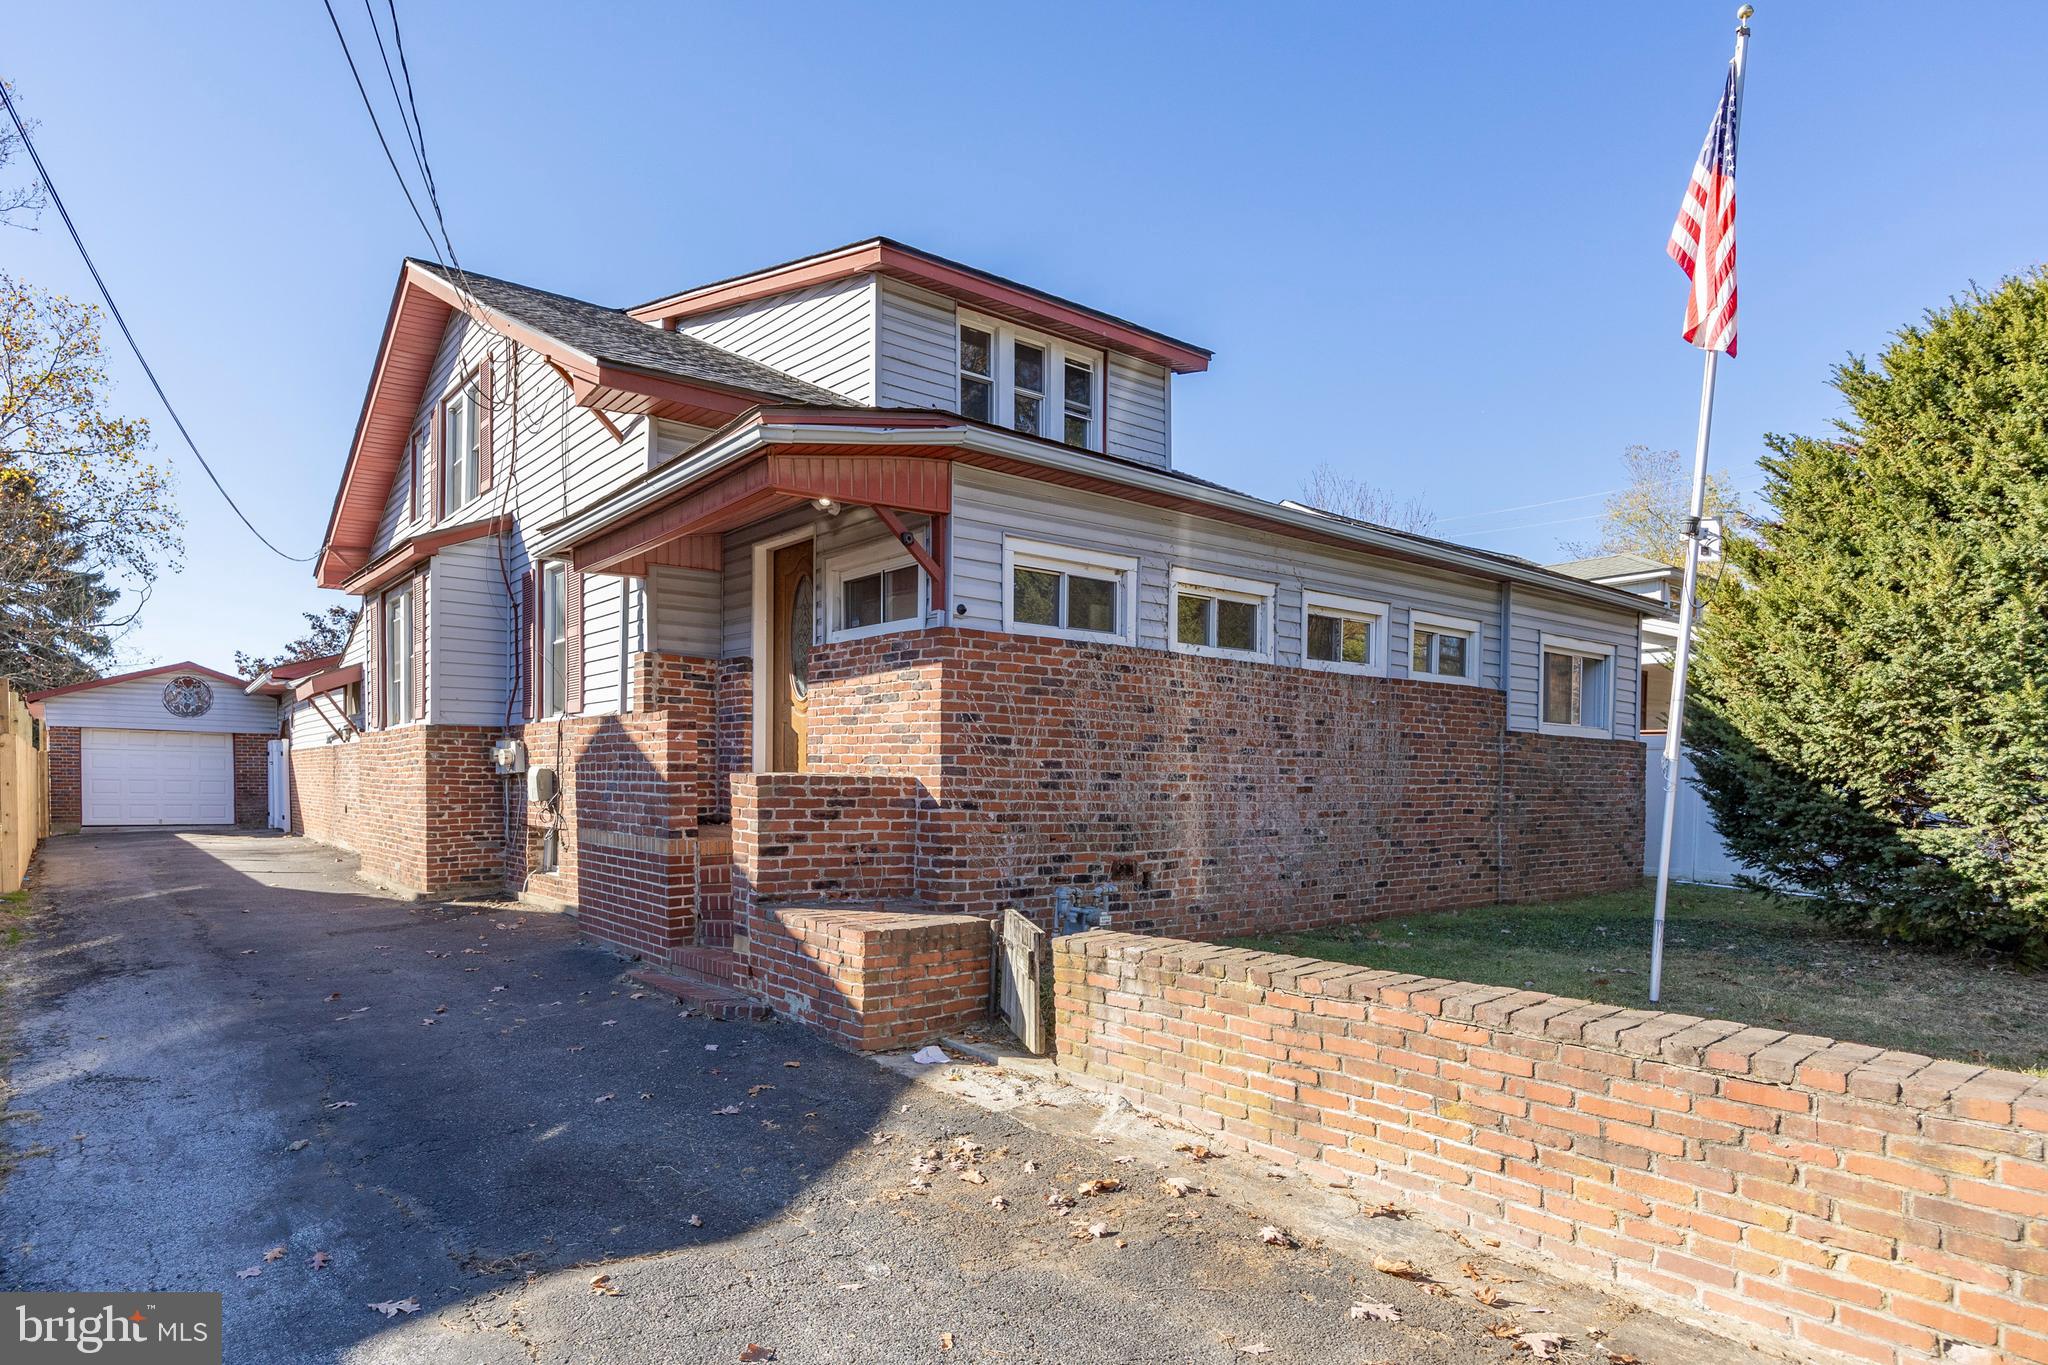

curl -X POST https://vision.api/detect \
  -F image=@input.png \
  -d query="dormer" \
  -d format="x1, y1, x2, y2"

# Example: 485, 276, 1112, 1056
628, 238, 1210, 470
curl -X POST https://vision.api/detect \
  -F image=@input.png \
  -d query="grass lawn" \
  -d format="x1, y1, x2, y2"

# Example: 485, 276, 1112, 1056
1226, 883, 2048, 1074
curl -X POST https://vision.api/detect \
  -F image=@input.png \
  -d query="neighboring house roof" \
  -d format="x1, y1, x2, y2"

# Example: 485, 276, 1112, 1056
1546, 553, 1677, 582
628, 237, 1212, 375
243, 653, 346, 698
409, 262, 853, 407
26, 661, 248, 703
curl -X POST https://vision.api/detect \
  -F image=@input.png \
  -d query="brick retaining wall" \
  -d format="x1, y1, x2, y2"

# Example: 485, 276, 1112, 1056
1055, 931, 2048, 1365
747, 904, 990, 1050
288, 725, 502, 895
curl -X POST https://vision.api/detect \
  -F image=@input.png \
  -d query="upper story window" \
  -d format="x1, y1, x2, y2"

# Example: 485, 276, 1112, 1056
1303, 590, 1389, 676
958, 313, 1102, 451
441, 381, 482, 516
1170, 567, 1275, 662
1002, 537, 1135, 646
1410, 611, 1479, 683
382, 586, 413, 724
540, 562, 568, 717
1540, 634, 1615, 737
827, 538, 927, 643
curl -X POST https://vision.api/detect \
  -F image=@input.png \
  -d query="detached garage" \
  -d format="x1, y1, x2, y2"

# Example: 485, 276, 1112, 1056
30, 663, 279, 829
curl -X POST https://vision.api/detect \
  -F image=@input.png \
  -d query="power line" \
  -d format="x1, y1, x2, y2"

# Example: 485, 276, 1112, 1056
1436, 487, 1625, 526
318, 0, 444, 259
0, 82, 315, 562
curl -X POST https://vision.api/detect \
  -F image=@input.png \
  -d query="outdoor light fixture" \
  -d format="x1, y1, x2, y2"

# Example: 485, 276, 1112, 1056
813, 497, 840, 514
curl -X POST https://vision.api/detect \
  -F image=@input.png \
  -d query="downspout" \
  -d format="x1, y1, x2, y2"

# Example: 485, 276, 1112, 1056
1496, 582, 1513, 903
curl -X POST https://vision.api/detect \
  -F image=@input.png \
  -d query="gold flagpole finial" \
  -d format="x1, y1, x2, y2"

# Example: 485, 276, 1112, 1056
1737, 5, 1754, 28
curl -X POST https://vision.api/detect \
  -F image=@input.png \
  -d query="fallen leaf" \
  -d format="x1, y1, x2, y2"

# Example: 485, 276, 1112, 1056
1259, 1226, 1295, 1248
241, 949, 258, 955
1046, 1192, 1074, 1209
1239, 1346, 1271, 1357
1371, 1256, 1426, 1280
1459, 1261, 1484, 1280
310, 1251, 331, 1270
1517, 1333, 1568, 1359
1485, 1322, 1520, 1340
1606, 1355, 1641, 1365
1350, 1301, 1402, 1322
1076, 1178, 1123, 1196
688, 1214, 704, 1227
1175, 1143, 1218, 1162
783, 1060, 800, 1069
988, 1195, 1008, 1210
286, 1139, 309, 1152
1474, 1285, 1504, 1306
1361, 1201, 1408, 1219
704, 1043, 718, 1051
235, 1266, 262, 1279
737, 1346, 775, 1362
325, 992, 342, 1002
711, 1104, 742, 1116
590, 1274, 620, 1296
594, 1094, 615, 1104
367, 1297, 421, 1318
263, 1247, 287, 1262
748, 1084, 775, 1097
629, 992, 646, 1000
1083, 1222, 1112, 1239
960, 1170, 987, 1185
939, 1332, 954, 1351
601, 1020, 618, 1027
326, 1100, 356, 1110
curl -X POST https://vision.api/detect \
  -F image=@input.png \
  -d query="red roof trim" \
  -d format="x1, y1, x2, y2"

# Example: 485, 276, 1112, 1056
628, 239, 1212, 375
26, 661, 249, 703
292, 663, 362, 701
271, 653, 344, 682
339, 516, 511, 597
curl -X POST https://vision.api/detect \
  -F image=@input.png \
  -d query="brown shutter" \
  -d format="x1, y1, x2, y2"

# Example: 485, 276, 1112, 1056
412, 570, 428, 722
408, 431, 422, 523
564, 571, 585, 714
364, 593, 381, 729
478, 355, 495, 492
429, 401, 445, 523
521, 569, 538, 722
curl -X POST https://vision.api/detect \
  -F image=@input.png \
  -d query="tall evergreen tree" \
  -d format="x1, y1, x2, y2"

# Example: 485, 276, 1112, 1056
1688, 270, 2048, 958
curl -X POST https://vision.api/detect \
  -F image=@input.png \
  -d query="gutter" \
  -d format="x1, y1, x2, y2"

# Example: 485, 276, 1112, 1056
537, 416, 1667, 619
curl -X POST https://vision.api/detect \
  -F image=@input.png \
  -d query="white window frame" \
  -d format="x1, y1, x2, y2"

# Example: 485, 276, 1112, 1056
441, 379, 481, 518
958, 309, 1104, 452
539, 561, 568, 719
1301, 589, 1390, 677
1538, 633, 1617, 739
1169, 566, 1276, 662
1408, 610, 1482, 685
1001, 536, 1137, 646
382, 586, 413, 726
825, 534, 929, 644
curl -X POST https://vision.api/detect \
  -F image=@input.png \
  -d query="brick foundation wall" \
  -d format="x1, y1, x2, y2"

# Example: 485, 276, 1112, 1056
232, 732, 269, 827
747, 904, 990, 1050
48, 726, 80, 825
288, 725, 502, 895
1056, 931, 2048, 1365
803, 628, 1642, 937
505, 652, 718, 960
1504, 731, 1644, 902
729, 771, 921, 917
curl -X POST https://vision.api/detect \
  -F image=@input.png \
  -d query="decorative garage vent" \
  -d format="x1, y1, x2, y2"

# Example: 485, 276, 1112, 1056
161, 674, 215, 718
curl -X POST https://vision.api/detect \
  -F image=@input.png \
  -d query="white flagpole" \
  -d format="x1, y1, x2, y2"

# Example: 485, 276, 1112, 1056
1650, 7, 1750, 1005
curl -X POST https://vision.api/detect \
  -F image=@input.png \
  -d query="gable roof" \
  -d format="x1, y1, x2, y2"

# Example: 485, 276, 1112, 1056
409, 262, 853, 406
317, 260, 853, 588
1546, 553, 1678, 582
25, 661, 248, 703
627, 237, 1212, 375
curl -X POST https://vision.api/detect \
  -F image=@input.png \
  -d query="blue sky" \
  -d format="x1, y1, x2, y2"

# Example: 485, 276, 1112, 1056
8, 2, 2047, 672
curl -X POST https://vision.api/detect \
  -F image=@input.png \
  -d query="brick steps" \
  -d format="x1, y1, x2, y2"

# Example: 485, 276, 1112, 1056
627, 964, 770, 1021
669, 945, 739, 982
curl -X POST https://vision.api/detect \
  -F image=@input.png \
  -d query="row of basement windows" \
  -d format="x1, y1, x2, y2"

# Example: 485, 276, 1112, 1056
823, 534, 1616, 737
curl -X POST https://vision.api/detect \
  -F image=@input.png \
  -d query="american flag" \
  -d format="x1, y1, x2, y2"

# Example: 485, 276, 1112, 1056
1669, 63, 1740, 355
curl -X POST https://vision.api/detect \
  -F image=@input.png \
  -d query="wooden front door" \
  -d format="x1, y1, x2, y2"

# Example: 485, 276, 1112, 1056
769, 541, 813, 772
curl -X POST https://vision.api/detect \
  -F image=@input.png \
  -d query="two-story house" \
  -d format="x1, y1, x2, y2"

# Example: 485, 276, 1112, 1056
293, 238, 1659, 1036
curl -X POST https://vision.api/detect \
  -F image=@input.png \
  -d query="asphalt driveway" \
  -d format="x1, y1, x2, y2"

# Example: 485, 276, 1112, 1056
0, 831, 1741, 1365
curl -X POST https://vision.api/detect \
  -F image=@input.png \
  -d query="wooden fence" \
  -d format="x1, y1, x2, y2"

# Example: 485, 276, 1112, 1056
1, 683, 49, 893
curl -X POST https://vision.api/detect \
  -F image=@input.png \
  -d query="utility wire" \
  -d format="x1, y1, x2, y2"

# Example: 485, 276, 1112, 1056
318, 0, 443, 259
0, 81, 315, 562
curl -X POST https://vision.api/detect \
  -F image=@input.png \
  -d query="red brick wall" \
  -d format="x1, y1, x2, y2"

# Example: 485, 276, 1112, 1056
503, 652, 718, 960
729, 771, 921, 916
1057, 931, 2048, 1365
48, 725, 278, 829
746, 904, 990, 1050
48, 725, 79, 825
288, 725, 502, 894
801, 628, 1641, 937
232, 732, 269, 827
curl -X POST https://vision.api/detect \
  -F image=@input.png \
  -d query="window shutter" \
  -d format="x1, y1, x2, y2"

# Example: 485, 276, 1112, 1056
521, 569, 537, 722
408, 431, 422, 524
430, 401, 445, 523
364, 593, 381, 730
412, 570, 429, 721
478, 355, 495, 492
564, 571, 585, 714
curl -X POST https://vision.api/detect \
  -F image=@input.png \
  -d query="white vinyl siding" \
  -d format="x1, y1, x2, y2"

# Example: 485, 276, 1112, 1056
649, 566, 722, 658
426, 538, 513, 726
676, 275, 877, 404
41, 673, 278, 736
1105, 355, 1171, 468
875, 280, 957, 409
578, 572, 628, 715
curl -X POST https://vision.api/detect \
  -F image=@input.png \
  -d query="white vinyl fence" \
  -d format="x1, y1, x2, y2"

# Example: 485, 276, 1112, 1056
1643, 738, 1750, 886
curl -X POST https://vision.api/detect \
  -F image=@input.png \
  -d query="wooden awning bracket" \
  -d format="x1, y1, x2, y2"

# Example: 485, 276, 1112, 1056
871, 506, 947, 613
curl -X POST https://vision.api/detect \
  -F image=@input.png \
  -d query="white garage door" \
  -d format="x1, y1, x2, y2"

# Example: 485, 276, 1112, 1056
82, 729, 234, 826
